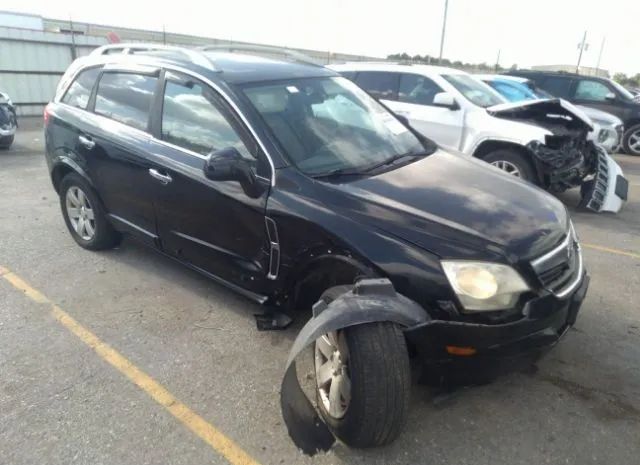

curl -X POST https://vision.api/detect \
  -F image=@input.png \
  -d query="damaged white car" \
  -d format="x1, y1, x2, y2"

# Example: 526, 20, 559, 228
330, 63, 628, 213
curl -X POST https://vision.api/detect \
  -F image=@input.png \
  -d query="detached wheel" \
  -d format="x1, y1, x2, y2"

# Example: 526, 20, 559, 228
483, 149, 536, 183
313, 287, 411, 448
59, 173, 121, 250
622, 124, 640, 155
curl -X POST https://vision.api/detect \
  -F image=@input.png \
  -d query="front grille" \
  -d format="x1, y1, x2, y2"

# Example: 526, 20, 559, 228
531, 229, 583, 297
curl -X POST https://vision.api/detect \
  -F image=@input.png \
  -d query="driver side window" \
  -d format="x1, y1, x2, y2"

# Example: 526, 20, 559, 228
161, 78, 253, 160
398, 74, 442, 105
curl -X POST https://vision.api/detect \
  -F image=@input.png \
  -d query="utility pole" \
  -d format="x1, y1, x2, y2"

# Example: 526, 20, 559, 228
438, 0, 449, 64
69, 15, 77, 60
162, 24, 167, 45
595, 36, 606, 76
575, 30, 588, 74
495, 49, 501, 72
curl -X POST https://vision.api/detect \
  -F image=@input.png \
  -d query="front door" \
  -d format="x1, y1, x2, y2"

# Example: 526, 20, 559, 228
382, 73, 464, 151
148, 70, 272, 292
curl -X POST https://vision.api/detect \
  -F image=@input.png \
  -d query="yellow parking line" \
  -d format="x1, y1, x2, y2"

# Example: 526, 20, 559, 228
0, 266, 261, 465
583, 243, 640, 260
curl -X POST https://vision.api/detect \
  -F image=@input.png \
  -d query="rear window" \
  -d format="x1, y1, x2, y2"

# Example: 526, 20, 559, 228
61, 67, 101, 109
355, 72, 399, 100
540, 76, 573, 98
94, 72, 158, 131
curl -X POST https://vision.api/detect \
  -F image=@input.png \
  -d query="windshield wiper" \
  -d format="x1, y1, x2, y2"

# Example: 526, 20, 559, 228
360, 151, 428, 174
311, 167, 368, 179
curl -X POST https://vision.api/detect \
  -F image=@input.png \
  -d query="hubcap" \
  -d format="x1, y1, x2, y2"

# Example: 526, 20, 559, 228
314, 330, 351, 419
65, 186, 96, 241
491, 160, 521, 177
629, 130, 640, 154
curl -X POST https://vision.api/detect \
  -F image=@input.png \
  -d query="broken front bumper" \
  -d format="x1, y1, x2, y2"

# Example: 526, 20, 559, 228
579, 149, 628, 213
404, 273, 589, 365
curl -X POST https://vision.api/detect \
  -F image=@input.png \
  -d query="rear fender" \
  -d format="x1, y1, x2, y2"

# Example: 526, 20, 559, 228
280, 278, 428, 455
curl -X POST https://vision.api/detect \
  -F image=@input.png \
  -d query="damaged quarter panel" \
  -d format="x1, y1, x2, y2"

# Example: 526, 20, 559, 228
487, 99, 598, 191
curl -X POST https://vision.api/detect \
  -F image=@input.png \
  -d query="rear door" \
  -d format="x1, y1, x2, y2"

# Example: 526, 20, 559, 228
148, 70, 271, 292
83, 66, 161, 245
389, 73, 464, 149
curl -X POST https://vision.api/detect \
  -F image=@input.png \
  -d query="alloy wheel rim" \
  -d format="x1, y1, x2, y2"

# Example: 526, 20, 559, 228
65, 186, 96, 241
314, 330, 351, 419
491, 160, 522, 177
629, 130, 640, 154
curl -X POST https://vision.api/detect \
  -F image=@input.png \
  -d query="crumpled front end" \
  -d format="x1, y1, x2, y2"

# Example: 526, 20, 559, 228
526, 135, 598, 193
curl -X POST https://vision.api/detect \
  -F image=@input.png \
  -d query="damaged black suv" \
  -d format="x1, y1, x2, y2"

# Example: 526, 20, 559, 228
45, 45, 589, 452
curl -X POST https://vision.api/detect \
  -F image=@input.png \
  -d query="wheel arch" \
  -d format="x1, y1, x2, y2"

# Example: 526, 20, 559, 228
51, 157, 93, 193
284, 251, 378, 312
472, 139, 532, 161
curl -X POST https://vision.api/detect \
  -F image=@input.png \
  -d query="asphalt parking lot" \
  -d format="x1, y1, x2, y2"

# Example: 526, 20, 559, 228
1, 120, 639, 465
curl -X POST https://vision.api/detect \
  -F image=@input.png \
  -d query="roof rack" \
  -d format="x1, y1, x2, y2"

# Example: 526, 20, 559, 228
198, 44, 323, 67
91, 43, 215, 70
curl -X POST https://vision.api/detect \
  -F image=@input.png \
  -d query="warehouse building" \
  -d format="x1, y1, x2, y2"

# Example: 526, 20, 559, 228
0, 11, 380, 116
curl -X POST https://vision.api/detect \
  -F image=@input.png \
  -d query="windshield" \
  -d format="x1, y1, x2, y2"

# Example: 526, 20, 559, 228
443, 74, 505, 107
243, 76, 430, 177
609, 79, 635, 101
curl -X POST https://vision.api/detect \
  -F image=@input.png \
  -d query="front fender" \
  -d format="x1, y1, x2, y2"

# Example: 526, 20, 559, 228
280, 278, 428, 455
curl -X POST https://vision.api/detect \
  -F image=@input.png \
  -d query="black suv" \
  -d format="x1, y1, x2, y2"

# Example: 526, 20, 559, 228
46, 45, 589, 451
506, 69, 640, 155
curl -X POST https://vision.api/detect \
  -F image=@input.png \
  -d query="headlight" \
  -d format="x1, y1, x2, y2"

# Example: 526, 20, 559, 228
441, 261, 530, 312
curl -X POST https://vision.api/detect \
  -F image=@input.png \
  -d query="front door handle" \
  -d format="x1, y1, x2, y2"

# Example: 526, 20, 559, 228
78, 135, 95, 150
148, 168, 172, 185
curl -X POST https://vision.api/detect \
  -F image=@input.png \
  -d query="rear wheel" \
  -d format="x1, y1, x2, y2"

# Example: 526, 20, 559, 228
313, 287, 411, 448
483, 149, 537, 183
622, 124, 640, 155
59, 173, 121, 250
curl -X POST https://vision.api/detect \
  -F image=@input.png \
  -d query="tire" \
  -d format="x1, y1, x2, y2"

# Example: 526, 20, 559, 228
314, 287, 411, 448
482, 149, 537, 183
0, 134, 14, 149
622, 124, 640, 156
59, 172, 121, 250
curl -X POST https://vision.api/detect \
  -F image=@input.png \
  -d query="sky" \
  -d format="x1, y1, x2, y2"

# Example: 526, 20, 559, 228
4, 0, 640, 75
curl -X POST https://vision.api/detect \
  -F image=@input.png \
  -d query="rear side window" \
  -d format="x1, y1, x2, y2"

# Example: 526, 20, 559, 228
94, 72, 158, 131
540, 77, 573, 98
355, 72, 399, 100
61, 67, 101, 109
161, 78, 252, 159
398, 74, 442, 105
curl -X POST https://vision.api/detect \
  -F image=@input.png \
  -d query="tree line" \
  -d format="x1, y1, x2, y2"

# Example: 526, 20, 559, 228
613, 73, 640, 89
386, 53, 518, 72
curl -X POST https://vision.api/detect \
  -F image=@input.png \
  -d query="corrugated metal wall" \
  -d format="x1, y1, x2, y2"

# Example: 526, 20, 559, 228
1, 19, 382, 117
0, 26, 106, 116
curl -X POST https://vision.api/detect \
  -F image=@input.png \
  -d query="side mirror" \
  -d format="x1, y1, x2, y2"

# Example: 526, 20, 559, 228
605, 92, 617, 101
204, 146, 253, 183
433, 92, 459, 110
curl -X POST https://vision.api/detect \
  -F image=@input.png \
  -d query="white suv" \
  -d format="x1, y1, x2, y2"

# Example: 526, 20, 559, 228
329, 63, 627, 212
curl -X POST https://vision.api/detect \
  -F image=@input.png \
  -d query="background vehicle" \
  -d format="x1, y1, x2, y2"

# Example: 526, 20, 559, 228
0, 90, 17, 149
477, 74, 624, 153
47, 45, 588, 451
506, 70, 640, 156
330, 63, 627, 212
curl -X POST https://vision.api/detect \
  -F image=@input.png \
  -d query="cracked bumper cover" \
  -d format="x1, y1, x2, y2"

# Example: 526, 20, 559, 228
405, 272, 589, 362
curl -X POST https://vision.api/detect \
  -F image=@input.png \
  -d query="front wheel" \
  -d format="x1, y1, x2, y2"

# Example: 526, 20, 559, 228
0, 134, 14, 149
483, 149, 537, 183
622, 124, 640, 155
314, 321, 411, 448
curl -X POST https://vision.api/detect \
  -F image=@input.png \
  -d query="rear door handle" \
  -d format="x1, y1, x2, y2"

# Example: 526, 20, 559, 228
148, 168, 172, 185
78, 135, 95, 150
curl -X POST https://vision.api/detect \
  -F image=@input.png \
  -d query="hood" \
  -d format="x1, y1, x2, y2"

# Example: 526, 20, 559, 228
576, 105, 622, 126
329, 150, 568, 261
487, 98, 593, 132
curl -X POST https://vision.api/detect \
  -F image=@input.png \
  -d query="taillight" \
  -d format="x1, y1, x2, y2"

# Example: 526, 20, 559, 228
43, 103, 52, 127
